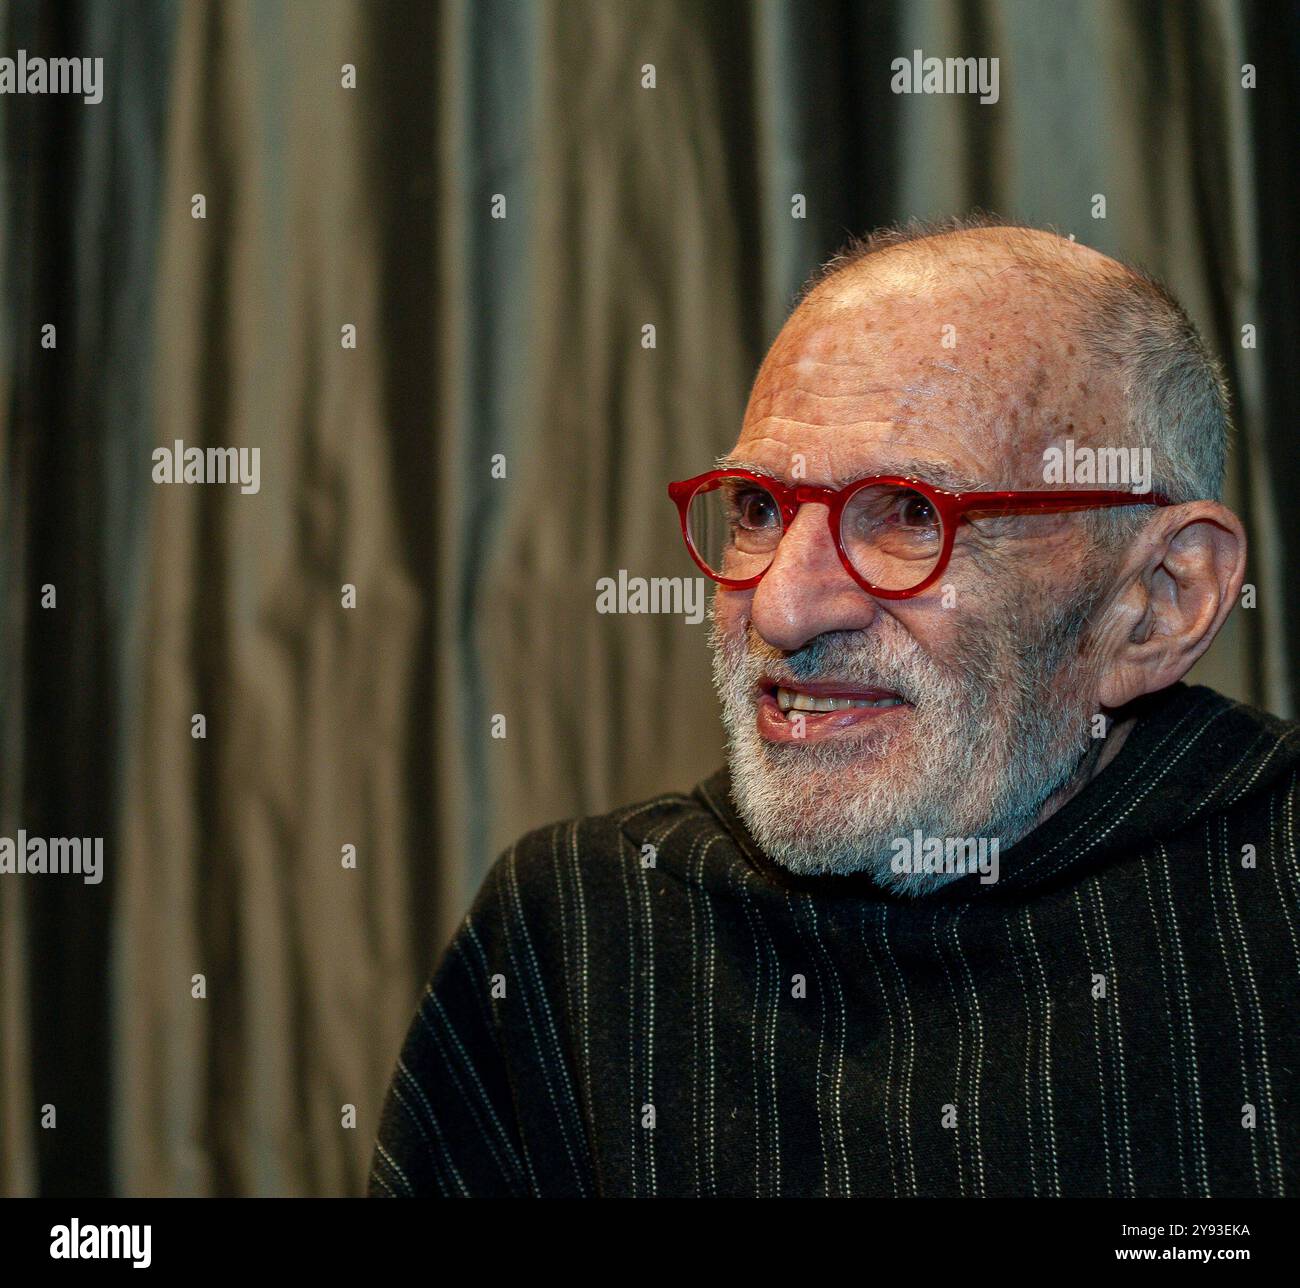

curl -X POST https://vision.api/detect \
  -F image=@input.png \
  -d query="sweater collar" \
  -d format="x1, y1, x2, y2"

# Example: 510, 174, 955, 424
694, 683, 1300, 902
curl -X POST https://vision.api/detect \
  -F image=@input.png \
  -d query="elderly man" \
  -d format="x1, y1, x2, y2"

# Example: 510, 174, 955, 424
370, 218, 1298, 1198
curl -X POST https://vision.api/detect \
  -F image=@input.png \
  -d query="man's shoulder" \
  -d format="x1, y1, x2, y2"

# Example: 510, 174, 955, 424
475, 769, 743, 909
1185, 681, 1300, 742
1124, 682, 1300, 810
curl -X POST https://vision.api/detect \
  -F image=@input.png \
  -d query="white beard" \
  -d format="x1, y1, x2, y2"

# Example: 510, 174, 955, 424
709, 594, 1103, 894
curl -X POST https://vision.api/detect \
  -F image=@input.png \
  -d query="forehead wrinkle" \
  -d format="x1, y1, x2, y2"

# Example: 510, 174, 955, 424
754, 382, 912, 412
754, 378, 991, 428
762, 353, 1005, 414
762, 356, 882, 371
716, 452, 988, 492
737, 410, 1003, 473
740, 413, 931, 437
742, 415, 978, 445
761, 385, 886, 403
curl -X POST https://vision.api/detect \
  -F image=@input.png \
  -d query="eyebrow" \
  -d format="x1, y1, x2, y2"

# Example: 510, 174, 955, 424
716, 454, 989, 493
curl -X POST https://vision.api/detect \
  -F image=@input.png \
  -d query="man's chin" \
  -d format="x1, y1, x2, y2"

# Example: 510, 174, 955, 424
748, 823, 968, 894
727, 755, 955, 885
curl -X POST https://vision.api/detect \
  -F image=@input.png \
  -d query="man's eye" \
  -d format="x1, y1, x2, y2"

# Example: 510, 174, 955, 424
730, 487, 779, 529
898, 494, 937, 528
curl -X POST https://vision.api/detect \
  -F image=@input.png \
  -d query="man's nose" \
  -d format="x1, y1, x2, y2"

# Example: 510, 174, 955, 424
749, 503, 879, 651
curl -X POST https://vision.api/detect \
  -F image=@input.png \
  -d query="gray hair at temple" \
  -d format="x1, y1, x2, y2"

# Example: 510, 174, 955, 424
799, 213, 1233, 546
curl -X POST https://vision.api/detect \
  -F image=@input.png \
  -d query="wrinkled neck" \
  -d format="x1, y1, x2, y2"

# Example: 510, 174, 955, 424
1032, 713, 1136, 831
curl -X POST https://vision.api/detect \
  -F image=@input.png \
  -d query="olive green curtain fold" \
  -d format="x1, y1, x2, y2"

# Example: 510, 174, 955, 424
1, 0, 1293, 1196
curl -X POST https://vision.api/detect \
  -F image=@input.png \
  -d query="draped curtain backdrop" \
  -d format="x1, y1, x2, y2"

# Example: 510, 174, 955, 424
1, 0, 1296, 1196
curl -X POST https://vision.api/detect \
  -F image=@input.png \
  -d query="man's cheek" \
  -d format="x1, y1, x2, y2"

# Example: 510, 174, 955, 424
898, 603, 970, 670
712, 589, 753, 641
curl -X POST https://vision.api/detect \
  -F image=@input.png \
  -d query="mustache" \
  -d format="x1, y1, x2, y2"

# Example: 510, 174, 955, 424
723, 625, 954, 708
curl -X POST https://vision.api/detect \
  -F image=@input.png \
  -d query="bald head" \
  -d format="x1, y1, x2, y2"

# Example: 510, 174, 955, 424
776, 217, 1230, 513
805, 219, 1117, 290
753, 228, 1110, 488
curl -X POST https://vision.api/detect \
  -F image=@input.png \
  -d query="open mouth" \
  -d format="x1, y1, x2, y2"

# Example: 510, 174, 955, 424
756, 678, 911, 744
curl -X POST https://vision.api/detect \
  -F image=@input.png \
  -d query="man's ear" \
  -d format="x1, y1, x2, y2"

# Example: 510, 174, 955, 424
1095, 502, 1247, 710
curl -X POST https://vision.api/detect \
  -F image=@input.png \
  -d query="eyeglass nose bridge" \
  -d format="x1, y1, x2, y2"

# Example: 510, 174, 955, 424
761, 483, 853, 583
782, 482, 840, 523
790, 483, 839, 504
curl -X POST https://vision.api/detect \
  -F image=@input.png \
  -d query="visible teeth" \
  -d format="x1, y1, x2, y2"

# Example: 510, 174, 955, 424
775, 687, 904, 713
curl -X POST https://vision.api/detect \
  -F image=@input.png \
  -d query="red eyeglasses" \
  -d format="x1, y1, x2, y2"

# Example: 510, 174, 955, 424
668, 468, 1172, 599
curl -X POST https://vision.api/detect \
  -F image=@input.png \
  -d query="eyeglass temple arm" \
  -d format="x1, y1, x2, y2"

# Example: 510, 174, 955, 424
953, 489, 1173, 517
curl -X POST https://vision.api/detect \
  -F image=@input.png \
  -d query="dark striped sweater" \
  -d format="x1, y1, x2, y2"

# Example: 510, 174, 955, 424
369, 682, 1300, 1197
